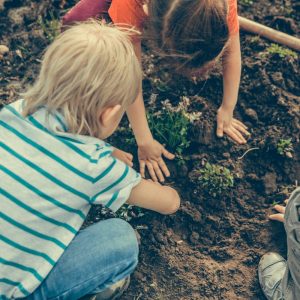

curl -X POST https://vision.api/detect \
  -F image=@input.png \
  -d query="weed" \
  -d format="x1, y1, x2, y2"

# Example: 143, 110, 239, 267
148, 97, 200, 157
116, 204, 144, 222
240, 0, 253, 6
277, 138, 294, 158
264, 44, 298, 61
38, 11, 60, 42
198, 163, 234, 197
249, 36, 261, 44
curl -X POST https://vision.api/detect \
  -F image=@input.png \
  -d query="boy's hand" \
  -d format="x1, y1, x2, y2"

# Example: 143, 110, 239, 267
112, 148, 133, 167
217, 106, 250, 144
269, 200, 289, 223
138, 139, 175, 182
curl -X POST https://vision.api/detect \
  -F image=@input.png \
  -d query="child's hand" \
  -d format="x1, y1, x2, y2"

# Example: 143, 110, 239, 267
138, 139, 175, 182
112, 148, 133, 167
217, 106, 250, 144
269, 200, 289, 223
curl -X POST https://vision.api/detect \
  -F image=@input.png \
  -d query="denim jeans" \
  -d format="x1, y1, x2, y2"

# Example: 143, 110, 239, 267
24, 218, 139, 300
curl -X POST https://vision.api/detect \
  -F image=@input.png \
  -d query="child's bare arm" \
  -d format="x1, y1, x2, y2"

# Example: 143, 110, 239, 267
126, 41, 175, 182
217, 34, 250, 144
127, 179, 180, 215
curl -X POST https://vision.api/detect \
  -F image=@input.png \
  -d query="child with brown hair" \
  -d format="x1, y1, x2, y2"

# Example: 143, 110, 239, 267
63, 0, 250, 183
0, 21, 180, 299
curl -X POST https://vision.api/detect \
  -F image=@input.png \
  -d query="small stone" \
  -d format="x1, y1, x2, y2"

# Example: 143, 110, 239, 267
190, 231, 200, 244
0, 45, 9, 55
247, 173, 259, 181
8, 7, 32, 25
222, 152, 230, 159
245, 108, 258, 123
263, 172, 277, 195
15, 49, 23, 58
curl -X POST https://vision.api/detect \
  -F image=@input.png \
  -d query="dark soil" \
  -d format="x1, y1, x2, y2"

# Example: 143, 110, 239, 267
1, 0, 300, 299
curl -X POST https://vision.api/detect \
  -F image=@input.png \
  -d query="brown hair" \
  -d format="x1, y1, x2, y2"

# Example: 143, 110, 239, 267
146, 0, 229, 70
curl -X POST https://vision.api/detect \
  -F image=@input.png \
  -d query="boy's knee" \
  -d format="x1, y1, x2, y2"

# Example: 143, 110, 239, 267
109, 218, 139, 259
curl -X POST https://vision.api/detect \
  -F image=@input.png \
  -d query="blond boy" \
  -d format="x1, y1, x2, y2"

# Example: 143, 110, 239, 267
0, 21, 180, 300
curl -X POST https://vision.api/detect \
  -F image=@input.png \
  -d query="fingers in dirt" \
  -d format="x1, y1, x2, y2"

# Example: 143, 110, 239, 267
233, 121, 250, 136
226, 128, 246, 144
146, 161, 158, 182
216, 123, 224, 138
158, 158, 170, 177
233, 119, 248, 130
140, 161, 146, 178
274, 204, 286, 214
162, 148, 175, 160
269, 213, 285, 223
151, 160, 165, 182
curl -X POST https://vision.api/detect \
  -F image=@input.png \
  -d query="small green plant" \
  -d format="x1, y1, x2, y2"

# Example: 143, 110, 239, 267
38, 12, 60, 42
240, 0, 253, 6
277, 138, 294, 158
148, 106, 190, 157
249, 36, 261, 44
198, 163, 234, 197
115, 204, 144, 222
265, 44, 298, 60
272, 200, 280, 206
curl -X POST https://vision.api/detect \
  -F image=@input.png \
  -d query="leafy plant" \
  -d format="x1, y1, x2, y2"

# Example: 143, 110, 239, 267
265, 44, 298, 61
277, 138, 294, 158
148, 105, 190, 157
197, 163, 234, 197
115, 204, 144, 222
38, 12, 60, 42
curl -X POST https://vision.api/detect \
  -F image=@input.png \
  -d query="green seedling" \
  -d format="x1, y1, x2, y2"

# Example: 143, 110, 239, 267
265, 44, 298, 61
198, 163, 234, 198
240, 0, 253, 6
38, 11, 60, 42
277, 138, 294, 158
116, 204, 144, 222
272, 200, 280, 206
148, 107, 190, 157
249, 36, 261, 44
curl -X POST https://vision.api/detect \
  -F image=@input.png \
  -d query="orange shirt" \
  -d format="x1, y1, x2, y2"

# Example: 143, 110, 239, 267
109, 0, 239, 35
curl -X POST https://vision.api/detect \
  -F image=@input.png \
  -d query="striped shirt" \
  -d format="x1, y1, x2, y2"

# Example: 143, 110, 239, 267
0, 100, 141, 299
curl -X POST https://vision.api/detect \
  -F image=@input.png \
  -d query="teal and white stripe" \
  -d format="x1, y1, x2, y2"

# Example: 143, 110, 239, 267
0, 100, 141, 298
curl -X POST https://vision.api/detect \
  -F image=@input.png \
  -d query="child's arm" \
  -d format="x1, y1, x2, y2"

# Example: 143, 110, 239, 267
127, 179, 180, 215
217, 34, 250, 144
126, 41, 175, 182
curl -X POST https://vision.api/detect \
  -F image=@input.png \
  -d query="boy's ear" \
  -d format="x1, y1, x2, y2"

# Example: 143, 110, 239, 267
99, 104, 122, 127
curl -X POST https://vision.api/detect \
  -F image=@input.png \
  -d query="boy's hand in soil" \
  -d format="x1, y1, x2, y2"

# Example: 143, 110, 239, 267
269, 200, 289, 223
127, 178, 180, 215
112, 148, 133, 167
138, 139, 175, 182
217, 106, 250, 144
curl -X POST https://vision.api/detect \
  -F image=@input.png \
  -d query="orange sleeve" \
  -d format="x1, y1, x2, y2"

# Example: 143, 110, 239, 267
108, 0, 146, 31
228, 0, 239, 35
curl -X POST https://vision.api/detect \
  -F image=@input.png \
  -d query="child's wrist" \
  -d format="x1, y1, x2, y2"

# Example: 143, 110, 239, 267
220, 101, 235, 113
137, 137, 154, 147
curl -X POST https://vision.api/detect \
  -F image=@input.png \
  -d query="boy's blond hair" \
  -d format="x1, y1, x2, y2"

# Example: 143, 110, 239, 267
22, 21, 141, 137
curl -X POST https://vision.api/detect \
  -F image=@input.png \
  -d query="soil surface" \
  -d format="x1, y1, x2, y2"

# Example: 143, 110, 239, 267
1, 0, 300, 299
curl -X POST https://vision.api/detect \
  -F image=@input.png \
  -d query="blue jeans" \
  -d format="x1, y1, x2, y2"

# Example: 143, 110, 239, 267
24, 218, 139, 300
